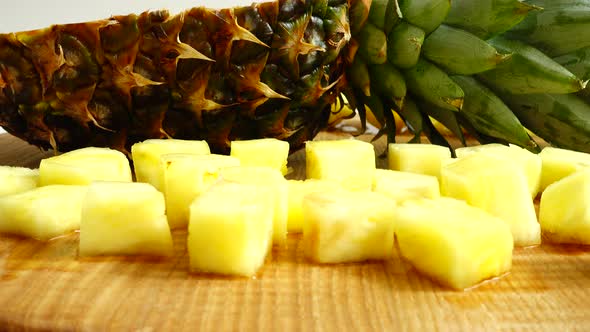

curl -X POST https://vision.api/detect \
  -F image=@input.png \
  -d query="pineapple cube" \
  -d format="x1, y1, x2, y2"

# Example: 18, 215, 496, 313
539, 147, 590, 192
373, 169, 440, 202
539, 170, 590, 244
395, 198, 513, 290
188, 182, 274, 276
230, 138, 290, 175
302, 190, 396, 263
161, 153, 240, 229
0, 185, 87, 240
79, 182, 173, 257
39, 147, 132, 186
441, 154, 540, 246
306, 139, 376, 191
131, 139, 210, 191
388, 143, 451, 181
220, 166, 287, 246
287, 179, 343, 233
0, 166, 39, 196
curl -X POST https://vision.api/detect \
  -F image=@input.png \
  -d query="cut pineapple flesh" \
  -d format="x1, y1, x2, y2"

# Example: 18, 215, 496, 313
388, 143, 451, 181
456, 144, 542, 198
539, 147, 590, 192
0, 166, 39, 197
220, 166, 288, 246
395, 198, 513, 290
188, 182, 274, 277
39, 147, 132, 186
441, 153, 540, 246
539, 170, 590, 245
230, 138, 290, 175
306, 139, 376, 191
302, 190, 396, 264
161, 153, 240, 229
287, 179, 343, 233
79, 182, 173, 257
372, 169, 440, 202
131, 139, 210, 191
0, 185, 87, 240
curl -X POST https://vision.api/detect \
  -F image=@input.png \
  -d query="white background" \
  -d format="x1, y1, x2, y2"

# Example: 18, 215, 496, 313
0, 0, 253, 133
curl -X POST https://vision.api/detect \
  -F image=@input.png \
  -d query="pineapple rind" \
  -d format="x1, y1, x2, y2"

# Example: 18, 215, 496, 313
0, 166, 39, 196
0, 185, 87, 240
372, 169, 440, 202
395, 198, 513, 290
230, 138, 290, 175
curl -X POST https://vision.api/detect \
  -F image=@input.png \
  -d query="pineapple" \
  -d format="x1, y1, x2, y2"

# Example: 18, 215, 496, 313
188, 181, 274, 277
131, 139, 210, 191
39, 147, 132, 186
306, 139, 376, 191
538, 147, 590, 193
0, 166, 39, 196
0, 185, 87, 240
302, 190, 396, 264
388, 143, 451, 181
161, 153, 240, 229
372, 169, 440, 202
79, 181, 173, 257
395, 197, 513, 290
220, 166, 288, 246
287, 179, 343, 233
539, 170, 590, 245
456, 144, 542, 198
441, 153, 540, 246
230, 138, 290, 175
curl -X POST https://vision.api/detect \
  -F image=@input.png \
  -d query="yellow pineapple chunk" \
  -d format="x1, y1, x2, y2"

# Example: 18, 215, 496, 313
0, 166, 39, 196
456, 144, 542, 198
373, 169, 440, 202
395, 198, 513, 290
230, 138, 290, 175
306, 139, 376, 191
388, 143, 451, 181
188, 182, 274, 277
302, 190, 396, 263
287, 179, 343, 233
539, 147, 590, 192
441, 154, 540, 246
39, 147, 132, 186
539, 170, 590, 244
0, 185, 87, 240
220, 166, 288, 246
79, 182, 173, 257
161, 153, 240, 229
131, 139, 210, 191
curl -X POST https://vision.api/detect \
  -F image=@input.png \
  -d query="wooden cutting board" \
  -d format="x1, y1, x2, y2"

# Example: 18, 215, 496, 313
0, 132, 589, 331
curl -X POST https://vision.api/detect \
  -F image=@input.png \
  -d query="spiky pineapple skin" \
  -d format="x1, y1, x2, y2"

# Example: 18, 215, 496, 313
0, 0, 352, 154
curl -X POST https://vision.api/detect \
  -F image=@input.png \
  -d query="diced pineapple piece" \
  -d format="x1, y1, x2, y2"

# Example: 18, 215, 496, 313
539, 147, 590, 192
161, 153, 240, 229
373, 169, 440, 202
302, 190, 396, 263
456, 144, 542, 198
230, 138, 290, 175
220, 166, 287, 246
441, 154, 540, 246
388, 143, 451, 181
79, 182, 173, 257
188, 182, 274, 277
39, 147, 132, 186
0, 166, 39, 196
131, 139, 210, 191
0, 185, 87, 240
287, 179, 343, 233
539, 170, 590, 244
306, 139, 376, 191
395, 198, 513, 290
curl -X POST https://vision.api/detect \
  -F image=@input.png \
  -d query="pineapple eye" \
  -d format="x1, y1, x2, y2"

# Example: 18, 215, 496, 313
166, 49, 180, 59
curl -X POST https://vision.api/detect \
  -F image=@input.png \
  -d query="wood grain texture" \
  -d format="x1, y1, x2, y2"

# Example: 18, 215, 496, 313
0, 132, 589, 331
